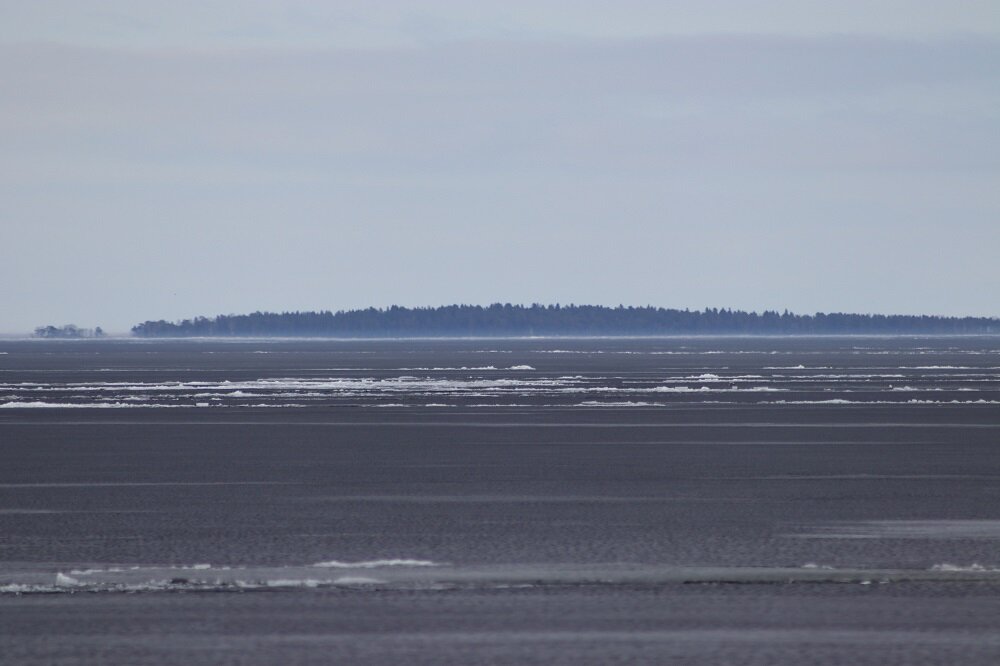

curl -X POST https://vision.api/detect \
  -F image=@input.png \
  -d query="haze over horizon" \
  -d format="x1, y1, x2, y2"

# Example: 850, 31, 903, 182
2, 1, 999, 333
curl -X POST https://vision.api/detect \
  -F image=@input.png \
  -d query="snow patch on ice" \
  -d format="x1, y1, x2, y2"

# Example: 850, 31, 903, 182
649, 386, 710, 393
576, 401, 662, 407
312, 558, 441, 569
55, 572, 80, 586
0, 401, 169, 409
261, 579, 323, 588
930, 563, 999, 572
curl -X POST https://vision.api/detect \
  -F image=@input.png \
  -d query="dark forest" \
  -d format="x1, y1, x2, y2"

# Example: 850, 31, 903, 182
131, 304, 1000, 337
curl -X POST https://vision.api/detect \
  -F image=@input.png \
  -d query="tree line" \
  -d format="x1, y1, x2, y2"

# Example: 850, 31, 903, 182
130, 304, 1000, 337
34, 324, 105, 339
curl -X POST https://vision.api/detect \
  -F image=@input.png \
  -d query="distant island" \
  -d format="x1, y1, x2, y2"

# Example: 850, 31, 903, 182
34, 324, 105, 339
130, 305, 1000, 337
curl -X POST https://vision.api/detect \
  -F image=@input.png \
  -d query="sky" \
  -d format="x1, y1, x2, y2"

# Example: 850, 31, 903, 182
2, 1, 999, 333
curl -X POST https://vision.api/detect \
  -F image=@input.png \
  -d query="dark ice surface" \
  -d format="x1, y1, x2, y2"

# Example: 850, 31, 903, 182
2, 336, 1000, 664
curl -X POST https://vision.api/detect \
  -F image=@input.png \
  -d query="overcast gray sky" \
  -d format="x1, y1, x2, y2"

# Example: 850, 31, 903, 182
2, 1, 999, 333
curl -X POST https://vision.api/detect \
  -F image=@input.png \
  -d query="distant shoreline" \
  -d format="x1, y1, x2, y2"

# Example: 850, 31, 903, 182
9, 333, 1000, 342
126, 304, 1000, 338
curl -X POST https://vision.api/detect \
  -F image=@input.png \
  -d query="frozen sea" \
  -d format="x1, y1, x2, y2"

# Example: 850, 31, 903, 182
3, 336, 1000, 664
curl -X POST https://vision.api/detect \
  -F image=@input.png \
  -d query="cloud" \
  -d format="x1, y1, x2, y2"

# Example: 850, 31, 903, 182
2, 35, 998, 188
3, 1, 1000, 49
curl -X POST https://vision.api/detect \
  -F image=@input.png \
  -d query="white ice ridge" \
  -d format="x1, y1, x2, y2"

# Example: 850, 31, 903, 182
0, 401, 179, 409
0, 377, 564, 392
764, 399, 1000, 405
254, 577, 384, 587
331, 576, 386, 585
10, 562, 1000, 595
69, 564, 219, 575
1, 577, 385, 595
55, 572, 81, 586
312, 558, 442, 568
2, 365, 995, 410
398, 366, 498, 371
257, 579, 324, 588
577, 401, 664, 407
70, 566, 134, 575
930, 563, 1000, 572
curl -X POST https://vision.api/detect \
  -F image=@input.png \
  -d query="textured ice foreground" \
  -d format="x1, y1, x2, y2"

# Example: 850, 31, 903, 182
4, 338, 1000, 666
